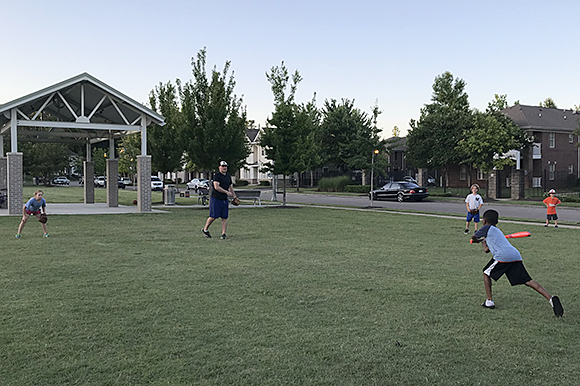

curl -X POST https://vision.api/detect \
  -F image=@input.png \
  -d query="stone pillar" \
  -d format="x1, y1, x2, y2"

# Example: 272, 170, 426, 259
7, 152, 23, 215
487, 170, 498, 200
106, 159, 119, 207
510, 167, 525, 200
137, 155, 151, 212
84, 161, 95, 204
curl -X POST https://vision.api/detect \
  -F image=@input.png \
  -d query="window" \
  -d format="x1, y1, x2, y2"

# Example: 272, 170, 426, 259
532, 143, 541, 159
532, 177, 542, 188
549, 132, 555, 148
460, 165, 467, 181
570, 134, 574, 144
549, 163, 555, 180
477, 169, 487, 180
569, 165, 574, 174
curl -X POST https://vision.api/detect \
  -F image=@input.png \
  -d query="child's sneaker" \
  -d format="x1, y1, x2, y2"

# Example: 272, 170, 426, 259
554, 225, 558, 228
481, 300, 495, 309
220, 234, 227, 240
201, 228, 211, 238
44, 233, 50, 238
550, 296, 564, 317
464, 229, 469, 234
15, 234, 21, 239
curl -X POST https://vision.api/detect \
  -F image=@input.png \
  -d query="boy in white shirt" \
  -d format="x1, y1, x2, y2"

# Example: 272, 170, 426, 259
464, 184, 483, 234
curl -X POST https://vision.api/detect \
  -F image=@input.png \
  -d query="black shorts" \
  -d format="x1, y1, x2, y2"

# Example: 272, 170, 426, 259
483, 259, 532, 286
547, 214, 558, 220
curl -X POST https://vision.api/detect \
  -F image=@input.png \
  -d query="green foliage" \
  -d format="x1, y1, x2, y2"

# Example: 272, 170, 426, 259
319, 98, 386, 173
235, 179, 249, 186
92, 147, 107, 176
344, 184, 370, 193
406, 72, 473, 182
118, 133, 140, 176
317, 176, 351, 192
148, 81, 184, 174
179, 48, 250, 174
21, 142, 70, 181
259, 180, 271, 187
539, 97, 557, 108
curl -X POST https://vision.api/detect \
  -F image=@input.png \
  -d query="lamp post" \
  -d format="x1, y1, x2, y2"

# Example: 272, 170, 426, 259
370, 149, 379, 206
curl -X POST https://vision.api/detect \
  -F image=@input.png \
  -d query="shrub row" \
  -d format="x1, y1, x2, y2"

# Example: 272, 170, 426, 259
317, 176, 351, 192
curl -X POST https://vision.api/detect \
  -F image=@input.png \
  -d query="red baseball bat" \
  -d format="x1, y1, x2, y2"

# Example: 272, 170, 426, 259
470, 231, 531, 244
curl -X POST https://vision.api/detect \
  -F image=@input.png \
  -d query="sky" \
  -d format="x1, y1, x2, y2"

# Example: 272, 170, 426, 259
2, 0, 579, 138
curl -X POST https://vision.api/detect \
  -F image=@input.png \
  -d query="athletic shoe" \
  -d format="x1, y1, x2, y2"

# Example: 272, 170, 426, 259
481, 300, 495, 309
15, 234, 21, 239
550, 296, 564, 317
464, 229, 469, 234
44, 233, 50, 238
554, 225, 558, 228
220, 234, 227, 240
201, 228, 211, 238
544, 225, 548, 227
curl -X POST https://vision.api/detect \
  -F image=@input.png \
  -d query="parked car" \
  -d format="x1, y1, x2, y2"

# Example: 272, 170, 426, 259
151, 176, 164, 191
186, 178, 210, 191
52, 176, 70, 185
122, 177, 132, 186
369, 181, 429, 202
118, 177, 126, 189
94, 176, 106, 188
427, 176, 436, 186
403, 176, 418, 184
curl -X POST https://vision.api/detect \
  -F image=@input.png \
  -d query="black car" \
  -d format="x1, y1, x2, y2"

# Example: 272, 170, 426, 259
369, 181, 429, 202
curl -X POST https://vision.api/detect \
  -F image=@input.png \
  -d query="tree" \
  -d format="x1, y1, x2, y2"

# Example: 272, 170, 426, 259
539, 98, 557, 108
179, 48, 249, 175
22, 143, 69, 184
92, 147, 108, 176
319, 98, 386, 174
260, 62, 319, 204
392, 126, 401, 137
118, 133, 141, 180
148, 81, 184, 177
406, 71, 473, 189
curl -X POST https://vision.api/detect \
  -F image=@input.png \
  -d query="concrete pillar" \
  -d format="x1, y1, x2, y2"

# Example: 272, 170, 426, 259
510, 167, 525, 200
137, 155, 151, 212
7, 152, 23, 215
417, 168, 428, 187
84, 161, 95, 204
106, 159, 119, 207
487, 169, 498, 200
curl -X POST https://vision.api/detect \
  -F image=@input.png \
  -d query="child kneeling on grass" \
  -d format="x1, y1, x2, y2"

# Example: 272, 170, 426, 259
471, 209, 563, 317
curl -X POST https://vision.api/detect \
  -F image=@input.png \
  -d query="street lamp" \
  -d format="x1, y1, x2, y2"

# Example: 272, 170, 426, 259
370, 149, 379, 206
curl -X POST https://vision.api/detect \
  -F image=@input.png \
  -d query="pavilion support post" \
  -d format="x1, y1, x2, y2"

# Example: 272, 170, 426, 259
106, 159, 119, 207
7, 152, 23, 215
84, 161, 95, 204
137, 155, 151, 212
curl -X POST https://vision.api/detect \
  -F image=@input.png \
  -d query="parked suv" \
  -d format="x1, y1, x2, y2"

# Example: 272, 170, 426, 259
94, 176, 106, 188
151, 176, 164, 191
52, 176, 70, 185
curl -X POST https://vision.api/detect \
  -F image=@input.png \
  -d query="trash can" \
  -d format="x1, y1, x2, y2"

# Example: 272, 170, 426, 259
164, 184, 177, 205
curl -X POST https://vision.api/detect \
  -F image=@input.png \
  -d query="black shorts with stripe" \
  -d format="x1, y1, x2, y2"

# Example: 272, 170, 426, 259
483, 259, 532, 286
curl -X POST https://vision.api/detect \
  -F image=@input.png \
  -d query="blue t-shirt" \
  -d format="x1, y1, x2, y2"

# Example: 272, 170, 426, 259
25, 197, 46, 212
474, 225, 522, 262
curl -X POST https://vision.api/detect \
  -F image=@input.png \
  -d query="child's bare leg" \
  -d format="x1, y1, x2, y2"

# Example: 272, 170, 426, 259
465, 221, 470, 231
483, 273, 493, 300
17, 213, 30, 234
525, 280, 551, 301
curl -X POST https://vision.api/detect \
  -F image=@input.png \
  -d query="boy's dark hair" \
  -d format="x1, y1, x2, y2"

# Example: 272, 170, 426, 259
483, 209, 499, 225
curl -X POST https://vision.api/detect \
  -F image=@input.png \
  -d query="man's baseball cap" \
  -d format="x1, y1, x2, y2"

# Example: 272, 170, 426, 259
219, 161, 228, 166
549, 189, 556, 194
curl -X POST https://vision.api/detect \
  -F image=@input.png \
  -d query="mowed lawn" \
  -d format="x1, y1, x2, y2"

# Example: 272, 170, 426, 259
1, 206, 578, 385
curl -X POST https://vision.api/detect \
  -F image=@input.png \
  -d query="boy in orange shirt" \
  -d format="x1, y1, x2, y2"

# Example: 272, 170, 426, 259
543, 189, 561, 227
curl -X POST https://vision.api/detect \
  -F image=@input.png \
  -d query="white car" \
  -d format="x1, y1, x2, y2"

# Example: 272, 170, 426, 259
122, 177, 132, 186
186, 178, 210, 191
52, 176, 70, 185
151, 176, 164, 191
94, 176, 106, 188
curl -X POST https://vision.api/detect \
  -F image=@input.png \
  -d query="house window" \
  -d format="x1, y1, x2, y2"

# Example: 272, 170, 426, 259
549, 163, 555, 180
459, 165, 467, 181
570, 134, 574, 144
477, 169, 487, 180
569, 165, 574, 174
532, 143, 541, 159
532, 177, 542, 188
549, 132, 555, 148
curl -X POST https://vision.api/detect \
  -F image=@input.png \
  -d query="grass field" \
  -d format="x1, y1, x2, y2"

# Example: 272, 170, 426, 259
1, 205, 578, 385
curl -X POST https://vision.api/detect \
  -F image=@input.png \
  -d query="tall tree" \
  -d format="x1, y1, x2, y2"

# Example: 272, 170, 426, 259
148, 81, 184, 177
539, 98, 557, 108
319, 99, 386, 174
406, 71, 473, 189
180, 48, 249, 175
21, 143, 69, 184
118, 132, 141, 180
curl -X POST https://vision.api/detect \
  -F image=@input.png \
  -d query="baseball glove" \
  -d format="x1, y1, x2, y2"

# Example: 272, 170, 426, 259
469, 209, 479, 215
232, 197, 241, 206
39, 213, 48, 224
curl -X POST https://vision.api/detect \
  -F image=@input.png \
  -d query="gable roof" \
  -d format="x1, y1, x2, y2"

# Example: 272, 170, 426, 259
246, 128, 260, 143
502, 104, 580, 133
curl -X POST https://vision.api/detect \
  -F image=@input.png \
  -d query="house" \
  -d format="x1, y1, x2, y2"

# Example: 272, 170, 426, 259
238, 127, 270, 184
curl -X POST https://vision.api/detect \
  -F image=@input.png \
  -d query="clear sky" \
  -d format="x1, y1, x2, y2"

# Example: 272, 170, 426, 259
2, 0, 579, 137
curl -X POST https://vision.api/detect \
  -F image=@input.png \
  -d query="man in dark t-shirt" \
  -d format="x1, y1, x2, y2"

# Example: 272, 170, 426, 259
202, 161, 238, 239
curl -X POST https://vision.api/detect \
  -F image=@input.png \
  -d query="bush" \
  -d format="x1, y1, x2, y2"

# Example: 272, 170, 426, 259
345, 185, 370, 193
259, 180, 271, 187
235, 179, 249, 187
317, 176, 351, 192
